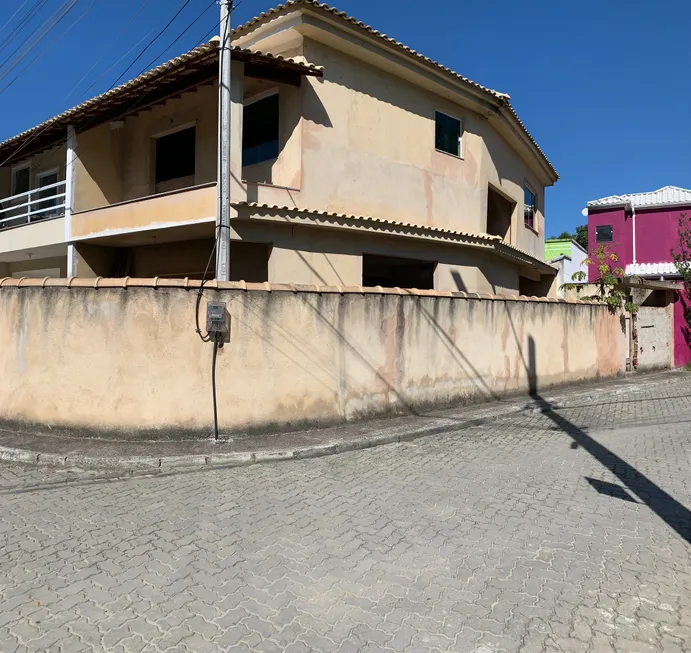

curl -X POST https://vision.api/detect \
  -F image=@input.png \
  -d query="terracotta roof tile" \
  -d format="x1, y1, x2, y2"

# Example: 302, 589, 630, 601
234, 201, 556, 273
0, 42, 322, 164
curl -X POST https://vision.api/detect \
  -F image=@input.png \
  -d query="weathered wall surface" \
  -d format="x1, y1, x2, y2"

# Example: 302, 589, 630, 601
0, 282, 625, 437
299, 38, 546, 256
636, 305, 673, 371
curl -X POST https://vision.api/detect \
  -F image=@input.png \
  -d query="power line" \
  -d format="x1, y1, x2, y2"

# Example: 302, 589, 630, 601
107, 0, 193, 90
65, 0, 155, 104
0, 0, 82, 81
1, 0, 220, 168
134, 0, 216, 82
0, 0, 34, 38
0, 0, 51, 58
0, 0, 103, 96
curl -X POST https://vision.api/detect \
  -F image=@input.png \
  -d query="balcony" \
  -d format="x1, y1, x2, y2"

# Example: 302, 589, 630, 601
0, 180, 66, 229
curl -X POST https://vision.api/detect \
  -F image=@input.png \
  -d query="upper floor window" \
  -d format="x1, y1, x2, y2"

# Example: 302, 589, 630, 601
524, 185, 536, 230
596, 225, 613, 243
435, 111, 462, 157
154, 126, 196, 192
243, 93, 279, 167
11, 164, 30, 196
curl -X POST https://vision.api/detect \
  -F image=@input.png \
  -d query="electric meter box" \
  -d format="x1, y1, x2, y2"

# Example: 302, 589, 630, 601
206, 302, 230, 341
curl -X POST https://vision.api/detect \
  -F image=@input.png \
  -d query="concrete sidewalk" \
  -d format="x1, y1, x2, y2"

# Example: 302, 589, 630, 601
0, 370, 682, 472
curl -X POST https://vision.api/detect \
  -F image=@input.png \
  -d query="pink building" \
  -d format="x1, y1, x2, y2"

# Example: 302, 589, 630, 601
586, 186, 691, 367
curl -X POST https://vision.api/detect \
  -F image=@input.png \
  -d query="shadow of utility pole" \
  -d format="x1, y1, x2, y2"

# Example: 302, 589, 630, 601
526, 336, 691, 544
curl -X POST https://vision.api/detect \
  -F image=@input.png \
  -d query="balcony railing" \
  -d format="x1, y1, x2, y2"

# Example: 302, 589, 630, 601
0, 181, 66, 229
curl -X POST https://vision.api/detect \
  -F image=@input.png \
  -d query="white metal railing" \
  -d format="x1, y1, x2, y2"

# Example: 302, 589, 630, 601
0, 180, 66, 229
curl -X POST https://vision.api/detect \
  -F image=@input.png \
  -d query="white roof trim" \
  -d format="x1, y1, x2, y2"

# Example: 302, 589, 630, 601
588, 186, 691, 210
625, 262, 679, 277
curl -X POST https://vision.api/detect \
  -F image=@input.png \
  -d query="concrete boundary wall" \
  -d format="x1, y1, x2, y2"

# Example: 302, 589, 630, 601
0, 279, 626, 439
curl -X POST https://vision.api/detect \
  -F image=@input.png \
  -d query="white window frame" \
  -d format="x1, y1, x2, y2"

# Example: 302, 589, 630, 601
434, 110, 463, 159
11, 162, 31, 196
36, 168, 59, 187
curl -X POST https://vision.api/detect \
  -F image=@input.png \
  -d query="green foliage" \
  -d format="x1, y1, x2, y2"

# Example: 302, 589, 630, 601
551, 225, 588, 251
561, 243, 639, 314
671, 212, 691, 334
574, 224, 588, 251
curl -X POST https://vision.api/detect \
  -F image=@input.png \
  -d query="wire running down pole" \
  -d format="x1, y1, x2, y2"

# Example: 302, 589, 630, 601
216, 0, 233, 282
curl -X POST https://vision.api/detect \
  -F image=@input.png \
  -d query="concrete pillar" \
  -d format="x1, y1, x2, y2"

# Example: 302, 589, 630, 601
65, 125, 78, 276
229, 60, 246, 213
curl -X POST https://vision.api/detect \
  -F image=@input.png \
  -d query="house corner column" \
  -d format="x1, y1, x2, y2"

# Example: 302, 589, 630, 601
230, 60, 246, 215
65, 125, 77, 276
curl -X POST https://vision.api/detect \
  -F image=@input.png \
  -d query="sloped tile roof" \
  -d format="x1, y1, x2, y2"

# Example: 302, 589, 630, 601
233, 0, 558, 181
588, 186, 691, 210
0, 42, 322, 165
234, 201, 556, 273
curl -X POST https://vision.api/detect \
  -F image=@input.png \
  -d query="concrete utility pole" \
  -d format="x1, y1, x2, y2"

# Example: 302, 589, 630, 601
216, 0, 233, 281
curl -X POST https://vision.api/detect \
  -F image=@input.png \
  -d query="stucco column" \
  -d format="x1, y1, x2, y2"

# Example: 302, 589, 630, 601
65, 125, 77, 276
229, 60, 246, 215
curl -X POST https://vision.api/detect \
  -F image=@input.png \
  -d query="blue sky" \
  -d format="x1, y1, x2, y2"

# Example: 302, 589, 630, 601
1, 0, 689, 236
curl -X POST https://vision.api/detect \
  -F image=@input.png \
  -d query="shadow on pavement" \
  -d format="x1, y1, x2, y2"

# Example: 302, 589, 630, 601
525, 335, 691, 544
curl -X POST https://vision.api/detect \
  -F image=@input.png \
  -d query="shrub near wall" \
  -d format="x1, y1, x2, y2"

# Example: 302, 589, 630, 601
0, 279, 627, 438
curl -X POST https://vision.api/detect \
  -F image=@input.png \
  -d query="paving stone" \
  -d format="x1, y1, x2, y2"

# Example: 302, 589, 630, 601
0, 374, 689, 652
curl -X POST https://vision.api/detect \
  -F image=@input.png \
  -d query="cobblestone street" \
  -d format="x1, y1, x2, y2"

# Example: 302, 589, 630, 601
1, 374, 690, 653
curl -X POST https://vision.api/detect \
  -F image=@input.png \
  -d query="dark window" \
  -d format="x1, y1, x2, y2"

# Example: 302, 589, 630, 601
243, 94, 279, 167
487, 186, 515, 240
524, 186, 536, 230
36, 171, 59, 217
12, 166, 30, 195
155, 127, 196, 185
435, 111, 462, 157
596, 225, 613, 243
362, 254, 436, 290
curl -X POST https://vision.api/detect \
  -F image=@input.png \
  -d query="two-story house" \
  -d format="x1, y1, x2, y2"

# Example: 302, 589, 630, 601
0, 0, 558, 295
587, 185, 691, 367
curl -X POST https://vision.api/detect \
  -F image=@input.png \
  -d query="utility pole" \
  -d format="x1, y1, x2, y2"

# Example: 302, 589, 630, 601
216, 0, 233, 281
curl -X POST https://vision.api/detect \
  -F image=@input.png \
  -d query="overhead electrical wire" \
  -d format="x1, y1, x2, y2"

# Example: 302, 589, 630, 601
0, 0, 82, 81
0, 0, 51, 59
134, 0, 216, 80
0, 0, 103, 96
0, 0, 213, 168
0, 0, 34, 38
106, 0, 194, 90
65, 0, 155, 103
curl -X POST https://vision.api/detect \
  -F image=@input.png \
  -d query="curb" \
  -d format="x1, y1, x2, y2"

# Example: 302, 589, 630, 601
0, 416, 485, 473
0, 371, 680, 473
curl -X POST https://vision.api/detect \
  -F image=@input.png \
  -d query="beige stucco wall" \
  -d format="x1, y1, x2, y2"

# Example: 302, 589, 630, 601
0, 217, 65, 255
71, 185, 216, 239
0, 285, 624, 436
7, 256, 66, 277
294, 38, 546, 258
232, 220, 523, 292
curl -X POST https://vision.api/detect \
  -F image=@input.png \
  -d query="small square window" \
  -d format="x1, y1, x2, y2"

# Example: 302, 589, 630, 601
596, 225, 613, 242
524, 186, 536, 230
435, 111, 462, 157
243, 93, 280, 167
